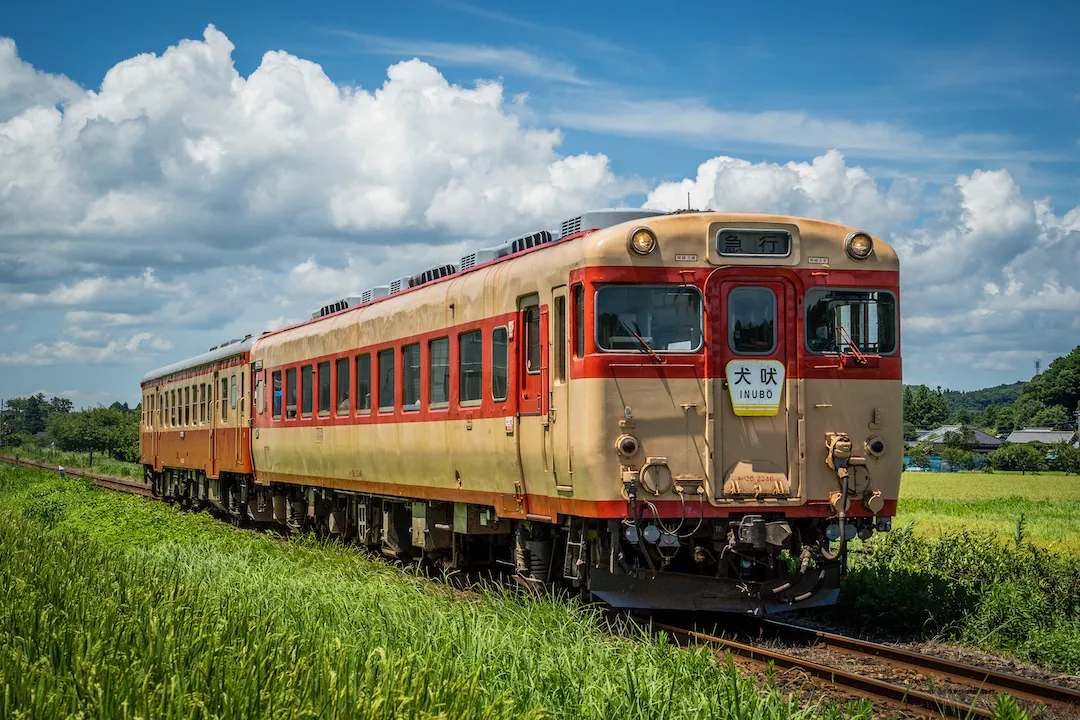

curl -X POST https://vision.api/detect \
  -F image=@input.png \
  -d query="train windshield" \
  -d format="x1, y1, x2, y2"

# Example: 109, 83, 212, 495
596, 285, 703, 353
805, 289, 897, 354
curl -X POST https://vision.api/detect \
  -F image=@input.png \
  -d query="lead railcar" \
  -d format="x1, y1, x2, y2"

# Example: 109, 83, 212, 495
140, 208, 901, 614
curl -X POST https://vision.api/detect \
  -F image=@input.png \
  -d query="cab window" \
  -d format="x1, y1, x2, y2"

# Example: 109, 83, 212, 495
595, 285, 703, 353
805, 289, 897, 355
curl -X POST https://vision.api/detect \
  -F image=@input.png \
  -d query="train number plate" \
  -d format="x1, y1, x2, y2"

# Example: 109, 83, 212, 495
725, 360, 785, 416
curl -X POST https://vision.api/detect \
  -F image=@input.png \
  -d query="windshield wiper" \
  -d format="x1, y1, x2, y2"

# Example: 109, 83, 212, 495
836, 325, 868, 365
619, 316, 664, 364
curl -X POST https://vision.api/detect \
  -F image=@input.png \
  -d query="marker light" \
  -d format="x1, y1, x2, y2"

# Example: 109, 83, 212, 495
615, 434, 641, 458
845, 232, 874, 260
628, 228, 657, 255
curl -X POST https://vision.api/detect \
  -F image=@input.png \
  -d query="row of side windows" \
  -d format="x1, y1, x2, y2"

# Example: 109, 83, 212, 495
270, 327, 508, 420
146, 370, 244, 430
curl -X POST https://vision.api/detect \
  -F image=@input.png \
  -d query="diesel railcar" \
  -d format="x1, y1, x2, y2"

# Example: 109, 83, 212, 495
141, 209, 901, 614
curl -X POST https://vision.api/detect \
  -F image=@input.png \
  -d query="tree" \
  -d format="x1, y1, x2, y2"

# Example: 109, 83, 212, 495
1048, 442, 1080, 475
989, 443, 1046, 475
953, 408, 974, 426
48, 412, 106, 466
940, 446, 977, 471
1029, 404, 1073, 430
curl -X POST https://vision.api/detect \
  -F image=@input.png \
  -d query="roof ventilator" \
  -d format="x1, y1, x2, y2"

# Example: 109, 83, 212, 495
310, 296, 363, 319
360, 286, 390, 304
409, 263, 458, 288
510, 230, 553, 254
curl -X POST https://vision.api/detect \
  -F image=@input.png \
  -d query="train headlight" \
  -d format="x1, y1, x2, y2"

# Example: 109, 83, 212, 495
628, 227, 657, 256
845, 232, 874, 260
615, 434, 641, 459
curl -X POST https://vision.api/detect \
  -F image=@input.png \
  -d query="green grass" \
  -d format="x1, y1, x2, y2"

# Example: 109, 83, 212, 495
896, 471, 1080, 555
841, 526, 1080, 675
0, 464, 878, 720
1, 444, 141, 477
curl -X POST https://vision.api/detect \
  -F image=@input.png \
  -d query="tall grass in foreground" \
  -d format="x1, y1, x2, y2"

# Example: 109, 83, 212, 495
0, 466, 872, 720
840, 526, 1080, 673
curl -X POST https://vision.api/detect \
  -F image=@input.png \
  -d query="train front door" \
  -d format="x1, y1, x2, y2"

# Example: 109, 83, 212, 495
711, 276, 800, 499
209, 371, 218, 478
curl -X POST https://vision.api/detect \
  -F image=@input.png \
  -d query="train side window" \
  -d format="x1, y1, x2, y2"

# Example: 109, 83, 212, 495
231, 374, 238, 410
285, 368, 297, 419
492, 327, 508, 402
429, 337, 450, 408
184, 386, 191, 426
272, 371, 282, 419
256, 374, 264, 416
729, 287, 776, 355
317, 361, 331, 418
206, 383, 212, 423
553, 294, 566, 384
377, 349, 395, 413
171, 389, 177, 427
301, 365, 313, 418
524, 306, 541, 374
402, 343, 421, 412
356, 354, 371, 415
335, 358, 350, 416
572, 284, 584, 358
221, 378, 228, 421
459, 330, 482, 404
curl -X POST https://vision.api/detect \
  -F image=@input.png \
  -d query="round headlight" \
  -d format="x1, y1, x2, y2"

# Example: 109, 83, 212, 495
845, 232, 874, 260
628, 228, 657, 255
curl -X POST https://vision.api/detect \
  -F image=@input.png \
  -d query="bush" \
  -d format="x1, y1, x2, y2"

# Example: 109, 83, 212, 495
839, 526, 1080, 673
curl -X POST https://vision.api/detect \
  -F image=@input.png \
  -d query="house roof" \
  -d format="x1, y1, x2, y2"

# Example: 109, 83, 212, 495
1005, 428, 1078, 444
918, 425, 1003, 448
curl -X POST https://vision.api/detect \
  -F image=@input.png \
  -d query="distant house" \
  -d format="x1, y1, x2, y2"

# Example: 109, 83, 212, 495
912, 425, 1003, 454
1005, 427, 1080, 448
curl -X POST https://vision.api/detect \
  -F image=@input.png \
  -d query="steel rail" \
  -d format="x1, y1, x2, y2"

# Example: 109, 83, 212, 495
1, 455, 154, 497
653, 621, 995, 719
761, 619, 1080, 710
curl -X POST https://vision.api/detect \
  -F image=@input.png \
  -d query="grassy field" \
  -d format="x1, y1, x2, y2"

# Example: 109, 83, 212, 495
0, 444, 141, 477
0, 463, 878, 720
896, 471, 1080, 555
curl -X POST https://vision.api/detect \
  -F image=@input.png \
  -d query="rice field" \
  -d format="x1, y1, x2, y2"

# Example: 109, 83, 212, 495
0, 463, 874, 720
896, 471, 1080, 555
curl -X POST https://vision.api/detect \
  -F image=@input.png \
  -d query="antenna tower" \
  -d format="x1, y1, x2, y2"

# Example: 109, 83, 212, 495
1034, 358, 1041, 376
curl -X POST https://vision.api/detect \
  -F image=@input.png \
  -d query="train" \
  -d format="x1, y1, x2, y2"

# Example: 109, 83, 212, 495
140, 208, 901, 614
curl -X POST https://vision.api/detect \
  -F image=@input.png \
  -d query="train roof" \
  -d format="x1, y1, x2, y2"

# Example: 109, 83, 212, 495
141, 335, 256, 384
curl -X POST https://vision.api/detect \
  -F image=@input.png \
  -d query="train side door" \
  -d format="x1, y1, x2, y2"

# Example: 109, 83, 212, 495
712, 277, 799, 499
548, 286, 572, 490
515, 295, 548, 513
154, 388, 161, 469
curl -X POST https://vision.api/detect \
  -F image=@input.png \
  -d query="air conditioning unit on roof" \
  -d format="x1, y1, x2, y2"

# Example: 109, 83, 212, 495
557, 208, 665, 238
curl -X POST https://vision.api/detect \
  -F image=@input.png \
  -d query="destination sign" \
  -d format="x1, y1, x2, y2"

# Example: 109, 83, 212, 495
725, 359, 786, 416
716, 228, 792, 257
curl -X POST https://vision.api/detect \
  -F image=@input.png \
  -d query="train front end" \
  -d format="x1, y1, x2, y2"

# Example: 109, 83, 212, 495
578, 212, 902, 614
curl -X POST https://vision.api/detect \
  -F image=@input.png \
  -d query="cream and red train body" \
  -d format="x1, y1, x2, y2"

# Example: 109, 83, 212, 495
141, 209, 901, 614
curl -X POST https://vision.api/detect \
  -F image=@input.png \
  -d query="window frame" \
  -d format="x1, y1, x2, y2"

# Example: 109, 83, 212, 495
458, 329, 483, 406
377, 348, 395, 414
402, 343, 421, 412
593, 284, 705, 354
317, 361, 331, 418
428, 337, 450, 410
301, 364, 313, 418
727, 286, 777, 356
356, 353, 372, 415
571, 283, 585, 358
553, 294, 567, 384
335, 357, 350, 417
491, 326, 508, 403
285, 367, 297, 420
803, 287, 899, 356
272, 370, 283, 420
221, 378, 229, 421
523, 306, 541, 375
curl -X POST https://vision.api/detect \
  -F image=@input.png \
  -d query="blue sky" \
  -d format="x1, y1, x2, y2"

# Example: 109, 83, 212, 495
1, 0, 1079, 407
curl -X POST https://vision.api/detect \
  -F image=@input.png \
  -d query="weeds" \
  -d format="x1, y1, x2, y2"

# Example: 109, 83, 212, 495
840, 525, 1080, 673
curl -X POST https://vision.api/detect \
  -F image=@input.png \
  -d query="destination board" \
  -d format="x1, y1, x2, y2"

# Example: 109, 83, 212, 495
716, 228, 792, 257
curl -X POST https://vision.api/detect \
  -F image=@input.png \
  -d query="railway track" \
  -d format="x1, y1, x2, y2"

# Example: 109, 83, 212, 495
7, 456, 1080, 718
652, 619, 1080, 719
